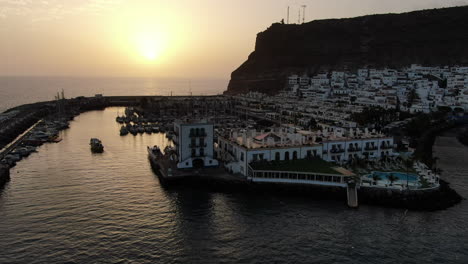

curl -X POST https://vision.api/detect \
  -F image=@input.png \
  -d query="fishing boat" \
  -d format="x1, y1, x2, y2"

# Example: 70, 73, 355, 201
129, 126, 137, 135
116, 116, 124, 123
145, 126, 153, 134
147, 145, 162, 170
90, 138, 104, 153
120, 126, 129, 136
165, 131, 174, 140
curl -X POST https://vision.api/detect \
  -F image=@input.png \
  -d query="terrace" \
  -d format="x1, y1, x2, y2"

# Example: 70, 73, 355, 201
250, 158, 344, 175
342, 156, 440, 190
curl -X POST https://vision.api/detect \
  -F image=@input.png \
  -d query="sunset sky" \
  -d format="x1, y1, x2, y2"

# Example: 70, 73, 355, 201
1, 0, 468, 79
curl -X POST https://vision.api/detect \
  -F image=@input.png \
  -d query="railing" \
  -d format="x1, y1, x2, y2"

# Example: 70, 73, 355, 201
347, 148, 362, 152
189, 132, 207, 137
330, 149, 345, 153
189, 143, 207, 148
364, 146, 378, 151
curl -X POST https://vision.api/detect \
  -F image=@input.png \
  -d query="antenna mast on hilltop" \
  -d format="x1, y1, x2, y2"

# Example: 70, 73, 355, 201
189, 80, 192, 96
302, 5, 307, 24
298, 8, 301, 24
287, 6, 290, 24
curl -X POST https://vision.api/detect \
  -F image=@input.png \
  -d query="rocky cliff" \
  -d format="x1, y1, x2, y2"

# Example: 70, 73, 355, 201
225, 6, 468, 95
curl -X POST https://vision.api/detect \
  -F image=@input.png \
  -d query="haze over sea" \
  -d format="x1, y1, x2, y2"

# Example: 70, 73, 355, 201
0, 76, 227, 113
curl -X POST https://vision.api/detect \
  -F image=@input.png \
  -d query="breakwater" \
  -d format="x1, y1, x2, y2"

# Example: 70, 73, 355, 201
0, 95, 226, 149
0, 163, 9, 186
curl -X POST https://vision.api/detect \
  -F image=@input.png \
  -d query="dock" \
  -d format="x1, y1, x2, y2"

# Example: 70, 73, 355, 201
0, 119, 43, 161
0, 163, 10, 186
347, 183, 359, 208
154, 156, 248, 185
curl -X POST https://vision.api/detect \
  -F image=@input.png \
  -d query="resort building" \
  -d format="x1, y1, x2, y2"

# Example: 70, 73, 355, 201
216, 127, 394, 178
173, 120, 219, 169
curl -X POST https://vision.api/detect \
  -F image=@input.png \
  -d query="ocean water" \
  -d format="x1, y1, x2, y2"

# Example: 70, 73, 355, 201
0, 76, 228, 112
0, 107, 467, 263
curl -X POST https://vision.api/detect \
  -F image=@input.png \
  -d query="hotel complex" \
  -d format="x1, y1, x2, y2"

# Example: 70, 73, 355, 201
217, 127, 393, 179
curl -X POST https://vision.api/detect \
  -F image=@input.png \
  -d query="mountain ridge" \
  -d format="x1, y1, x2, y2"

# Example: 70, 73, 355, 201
225, 6, 468, 95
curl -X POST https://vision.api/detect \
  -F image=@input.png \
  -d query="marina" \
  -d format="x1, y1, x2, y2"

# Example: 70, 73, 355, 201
0, 107, 467, 263
2, 2, 468, 263
0, 95, 460, 210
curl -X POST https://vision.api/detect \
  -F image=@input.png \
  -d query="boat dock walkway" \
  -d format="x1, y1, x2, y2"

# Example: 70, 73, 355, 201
0, 119, 43, 161
156, 157, 248, 185
347, 184, 359, 208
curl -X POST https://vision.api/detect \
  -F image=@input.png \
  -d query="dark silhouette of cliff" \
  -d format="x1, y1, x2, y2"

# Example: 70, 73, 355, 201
225, 6, 468, 95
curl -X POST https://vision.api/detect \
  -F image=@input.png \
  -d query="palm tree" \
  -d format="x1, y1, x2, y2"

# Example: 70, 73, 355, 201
432, 156, 439, 174
372, 174, 382, 185
404, 158, 413, 189
388, 173, 399, 186
435, 168, 443, 184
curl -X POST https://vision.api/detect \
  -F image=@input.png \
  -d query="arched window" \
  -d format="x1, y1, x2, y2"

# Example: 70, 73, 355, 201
275, 152, 280, 161
293, 151, 298, 160
285, 152, 290, 161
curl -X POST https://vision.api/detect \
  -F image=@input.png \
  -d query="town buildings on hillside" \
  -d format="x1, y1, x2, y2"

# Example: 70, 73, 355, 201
286, 64, 468, 113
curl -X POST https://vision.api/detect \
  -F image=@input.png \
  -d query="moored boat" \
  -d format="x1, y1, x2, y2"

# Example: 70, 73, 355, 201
147, 145, 162, 170
165, 131, 174, 140
120, 126, 129, 136
116, 116, 124, 123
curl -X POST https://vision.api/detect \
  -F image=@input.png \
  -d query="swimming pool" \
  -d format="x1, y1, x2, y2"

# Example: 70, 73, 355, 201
366, 171, 419, 182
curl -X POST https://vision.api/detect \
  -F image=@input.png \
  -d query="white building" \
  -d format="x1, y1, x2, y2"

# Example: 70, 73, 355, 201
217, 128, 394, 177
173, 120, 219, 169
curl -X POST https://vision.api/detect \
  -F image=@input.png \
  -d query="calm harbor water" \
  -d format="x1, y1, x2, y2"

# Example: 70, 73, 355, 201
0, 76, 227, 113
0, 108, 468, 263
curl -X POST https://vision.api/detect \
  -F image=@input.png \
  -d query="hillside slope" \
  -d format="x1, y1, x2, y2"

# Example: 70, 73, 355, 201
225, 6, 468, 95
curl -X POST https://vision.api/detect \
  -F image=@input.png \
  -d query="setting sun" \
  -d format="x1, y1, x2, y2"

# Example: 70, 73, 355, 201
135, 32, 166, 61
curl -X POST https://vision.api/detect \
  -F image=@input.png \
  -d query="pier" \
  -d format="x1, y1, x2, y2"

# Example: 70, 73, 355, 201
347, 183, 359, 208
0, 119, 43, 161
0, 163, 9, 186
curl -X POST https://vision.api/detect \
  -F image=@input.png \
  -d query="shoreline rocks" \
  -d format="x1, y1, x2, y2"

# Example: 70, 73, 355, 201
0, 163, 10, 187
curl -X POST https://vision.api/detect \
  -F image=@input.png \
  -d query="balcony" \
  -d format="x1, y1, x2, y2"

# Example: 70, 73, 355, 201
347, 147, 362, 152
189, 143, 207, 148
191, 153, 205, 158
189, 132, 207, 138
364, 146, 378, 151
330, 149, 345, 154
380, 145, 393, 150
